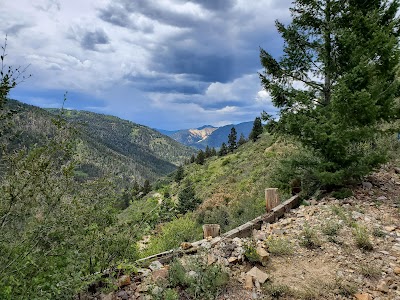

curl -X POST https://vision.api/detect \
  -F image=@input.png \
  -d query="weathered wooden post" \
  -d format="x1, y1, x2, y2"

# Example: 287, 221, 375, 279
265, 188, 280, 212
202, 224, 220, 238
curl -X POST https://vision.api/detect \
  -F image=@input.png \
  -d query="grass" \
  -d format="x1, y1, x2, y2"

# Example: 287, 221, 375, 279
321, 220, 342, 243
265, 236, 294, 256
299, 223, 321, 249
352, 224, 373, 251
263, 282, 292, 299
358, 263, 381, 279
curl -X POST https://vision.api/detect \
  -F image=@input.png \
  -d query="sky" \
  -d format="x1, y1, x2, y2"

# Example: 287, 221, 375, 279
1, 0, 291, 130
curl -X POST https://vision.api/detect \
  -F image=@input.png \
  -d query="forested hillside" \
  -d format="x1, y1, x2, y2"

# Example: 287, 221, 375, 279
3, 100, 195, 185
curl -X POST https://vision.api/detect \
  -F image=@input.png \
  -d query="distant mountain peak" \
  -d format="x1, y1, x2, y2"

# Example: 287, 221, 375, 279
196, 125, 216, 130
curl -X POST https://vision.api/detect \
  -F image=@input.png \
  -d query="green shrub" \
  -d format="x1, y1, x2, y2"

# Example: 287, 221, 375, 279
144, 215, 202, 256
358, 263, 381, 279
265, 236, 294, 256
332, 188, 353, 199
244, 243, 261, 263
372, 226, 386, 238
263, 282, 292, 299
167, 258, 228, 300
321, 220, 342, 237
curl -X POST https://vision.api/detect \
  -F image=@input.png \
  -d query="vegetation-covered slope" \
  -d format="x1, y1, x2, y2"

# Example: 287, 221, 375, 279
3, 100, 195, 185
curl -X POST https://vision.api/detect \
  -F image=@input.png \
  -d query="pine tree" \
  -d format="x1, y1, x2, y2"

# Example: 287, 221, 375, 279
249, 117, 263, 142
227, 127, 237, 152
174, 165, 184, 183
238, 133, 247, 147
259, 0, 400, 187
205, 145, 212, 158
190, 154, 195, 164
141, 179, 151, 195
195, 149, 205, 165
218, 142, 228, 156
177, 180, 201, 214
211, 147, 217, 156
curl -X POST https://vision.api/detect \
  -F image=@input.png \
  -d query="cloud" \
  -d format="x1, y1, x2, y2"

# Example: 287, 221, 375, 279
2, 0, 291, 129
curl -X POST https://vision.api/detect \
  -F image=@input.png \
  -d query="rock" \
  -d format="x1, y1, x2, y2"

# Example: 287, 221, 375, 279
394, 267, 400, 275
180, 242, 193, 250
377, 196, 387, 201
228, 257, 238, 264
116, 290, 129, 300
188, 271, 197, 278
152, 268, 169, 282
362, 182, 373, 190
394, 167, 400, 174
247, 267, 269, 284
208, 253, 216, 265
149, 260, 163, 271
253, 230, 267, 241
245, 274, 253, 290
117, 275, 131, 287
354, 293, 372, 300
385, 226, 397, 232
376, 281, 389, 293
256, 246, 270, 265
100, 293, 114, 300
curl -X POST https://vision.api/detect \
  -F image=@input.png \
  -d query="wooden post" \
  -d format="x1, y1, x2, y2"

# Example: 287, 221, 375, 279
202, 224, 221, 238
265, 188, 280, 212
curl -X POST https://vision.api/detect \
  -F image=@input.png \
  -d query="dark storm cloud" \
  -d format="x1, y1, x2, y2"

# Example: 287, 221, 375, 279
4, 23, 32, 36
187, 0, 237, 11
80, 29, 110, 51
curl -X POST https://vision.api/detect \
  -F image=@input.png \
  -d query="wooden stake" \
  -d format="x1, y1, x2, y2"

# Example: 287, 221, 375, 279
202, 224, 221, 238
265, 188, 279, 212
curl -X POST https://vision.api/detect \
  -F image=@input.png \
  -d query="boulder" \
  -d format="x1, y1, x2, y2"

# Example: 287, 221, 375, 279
152, 268, 169, 282
117, 275, 131, 287
149, 260, 163, 271
245, 274, 253, 290
247, 267, 269, 284
256, 246, 270, 265
354, 293, 372, 300
180, 242, 193, 250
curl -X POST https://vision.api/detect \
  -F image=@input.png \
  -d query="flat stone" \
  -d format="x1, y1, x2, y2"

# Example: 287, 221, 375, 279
228, 257, 239, 264
354, 293, 372, 300
149, 260, 163, 271
362, 182, 373, 190
152, 268, 168, 282
385, 226, 397, 232
377, 196, 387, 201
394, 267, 400, 275
117, 275, 131, 287
376, 281, 389, 293
247, 267, 269, 284
245, 274, 253, 290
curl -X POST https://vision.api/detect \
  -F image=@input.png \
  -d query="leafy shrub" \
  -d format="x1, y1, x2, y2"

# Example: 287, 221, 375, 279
244, 243, 261, 263
144, 215, 202, 256
265, 236, 294, 256
167, 258, 228, 300
332, 188, 353, 199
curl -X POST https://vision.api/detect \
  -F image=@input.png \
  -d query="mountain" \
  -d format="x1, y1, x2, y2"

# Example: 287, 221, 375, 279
158, 122, 252, 150
3, 100, 196, 186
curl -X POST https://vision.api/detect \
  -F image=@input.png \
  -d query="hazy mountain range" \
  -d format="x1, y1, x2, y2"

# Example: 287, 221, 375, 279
156, 121, 253, 149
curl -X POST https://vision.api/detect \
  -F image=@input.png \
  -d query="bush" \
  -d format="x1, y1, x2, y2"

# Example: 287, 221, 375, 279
144, 215, 202, 256
265, 236, 294, 256
244, 243, 261, 263
263, 282, 292, 299
167, 258, 228, 300
321, 220, 342, 241
332, 188, 353, 199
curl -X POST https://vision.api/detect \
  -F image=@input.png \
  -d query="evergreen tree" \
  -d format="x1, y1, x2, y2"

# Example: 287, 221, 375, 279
238, 133, 247, 147
249, 117, 263, 142
196, 149, 205, 165
227, 127, 237, 152
141, 179, 151, 195
259, 0, 400, 187
211, 147, 217, 156
174, 165, 185, 183
190, 154, 195, 164
218, 142, 228, 156
177, 180, 201, 214
205, 145, 212, 158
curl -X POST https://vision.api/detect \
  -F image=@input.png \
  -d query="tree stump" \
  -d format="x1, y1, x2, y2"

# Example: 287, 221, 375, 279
265, 188, 280, 212
202, 224, 220, 238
